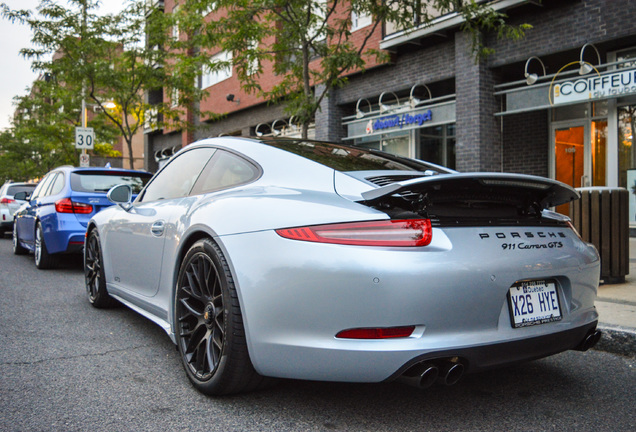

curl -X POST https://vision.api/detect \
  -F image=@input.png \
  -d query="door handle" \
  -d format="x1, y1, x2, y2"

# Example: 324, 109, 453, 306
151, 220, 165, 237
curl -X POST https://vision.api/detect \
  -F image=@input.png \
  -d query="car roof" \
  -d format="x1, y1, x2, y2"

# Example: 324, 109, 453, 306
50, 166, 152, 176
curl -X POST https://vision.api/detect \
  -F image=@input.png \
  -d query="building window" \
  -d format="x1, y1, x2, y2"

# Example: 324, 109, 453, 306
351, 10, 372, 31
171, 88, 179, 108
418, 124, 456, 169
172, 5, 179, 40
201, 51, 233, 89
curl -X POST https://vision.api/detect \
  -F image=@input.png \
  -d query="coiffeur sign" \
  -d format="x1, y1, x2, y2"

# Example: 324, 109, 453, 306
552, 69, 636, 105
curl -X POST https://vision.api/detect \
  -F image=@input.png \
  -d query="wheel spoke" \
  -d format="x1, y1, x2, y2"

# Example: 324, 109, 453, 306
185, 266, 203, 300
179, 297, 203, 320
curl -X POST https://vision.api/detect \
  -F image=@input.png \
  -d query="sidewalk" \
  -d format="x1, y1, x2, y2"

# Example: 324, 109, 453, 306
594, 238, 636, 357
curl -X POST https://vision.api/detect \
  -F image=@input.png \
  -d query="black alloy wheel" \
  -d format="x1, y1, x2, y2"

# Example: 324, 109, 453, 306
84, 229, 117, 308
175, 239, 267, 395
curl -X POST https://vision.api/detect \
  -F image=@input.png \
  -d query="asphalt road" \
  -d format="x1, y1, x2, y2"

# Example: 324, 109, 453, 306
0, 235, 634, 432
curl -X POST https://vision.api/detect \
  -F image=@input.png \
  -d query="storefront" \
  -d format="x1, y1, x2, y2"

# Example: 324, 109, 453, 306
496, 47, 636, 221
342, 93, 457, 169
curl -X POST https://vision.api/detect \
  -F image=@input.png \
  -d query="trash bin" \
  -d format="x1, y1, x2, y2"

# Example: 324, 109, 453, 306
570, 187, 629, 284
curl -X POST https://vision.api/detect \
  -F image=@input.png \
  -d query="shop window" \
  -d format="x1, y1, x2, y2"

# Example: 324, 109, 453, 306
591, 120, 607, 186
619, 104, 636, 222
355, 131, 410, 158
418, 124, 456, 169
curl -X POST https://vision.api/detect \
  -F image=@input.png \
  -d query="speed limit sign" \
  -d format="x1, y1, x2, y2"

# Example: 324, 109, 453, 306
75, 127, 95, 150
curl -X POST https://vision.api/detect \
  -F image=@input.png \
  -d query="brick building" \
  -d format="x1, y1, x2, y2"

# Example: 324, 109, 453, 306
145, 0, 636, 220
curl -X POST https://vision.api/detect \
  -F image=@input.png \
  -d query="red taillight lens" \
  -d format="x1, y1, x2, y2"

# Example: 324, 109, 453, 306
336, 326, 416, 339
0, 198, 15, 204
55, 198, 93, 214
276, 219, 432, 247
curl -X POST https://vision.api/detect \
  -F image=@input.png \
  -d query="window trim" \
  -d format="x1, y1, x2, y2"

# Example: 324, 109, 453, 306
189, 148, 262, 196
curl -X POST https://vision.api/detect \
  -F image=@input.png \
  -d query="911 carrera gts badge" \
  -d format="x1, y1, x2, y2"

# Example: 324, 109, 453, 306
501, 241, 563, 250
479, 231, 566, 251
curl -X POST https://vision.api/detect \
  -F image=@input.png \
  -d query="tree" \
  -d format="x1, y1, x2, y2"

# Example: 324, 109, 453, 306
190, 0, 530, 138
0, 74, 121, 182
1, 0, 211, 169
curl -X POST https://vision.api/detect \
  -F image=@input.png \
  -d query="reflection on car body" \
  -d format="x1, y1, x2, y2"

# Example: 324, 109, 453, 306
85, 137, 601, 395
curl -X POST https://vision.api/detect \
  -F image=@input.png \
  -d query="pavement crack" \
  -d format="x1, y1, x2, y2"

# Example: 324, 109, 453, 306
1, 344, 156, 366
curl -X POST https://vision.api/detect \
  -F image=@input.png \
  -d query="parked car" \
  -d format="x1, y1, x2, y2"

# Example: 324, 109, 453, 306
0, 181, 38, 236
85, 137, 601, 395
13, 165, 152, 269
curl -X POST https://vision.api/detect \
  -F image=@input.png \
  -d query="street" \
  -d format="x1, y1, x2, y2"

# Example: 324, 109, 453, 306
0, 235, 634, 432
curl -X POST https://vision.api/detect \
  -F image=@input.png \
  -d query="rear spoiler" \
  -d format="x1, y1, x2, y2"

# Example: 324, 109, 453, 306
361, 173, 579, 210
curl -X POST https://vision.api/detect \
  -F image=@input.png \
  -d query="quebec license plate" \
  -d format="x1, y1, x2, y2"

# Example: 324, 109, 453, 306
508, 280, 562, 328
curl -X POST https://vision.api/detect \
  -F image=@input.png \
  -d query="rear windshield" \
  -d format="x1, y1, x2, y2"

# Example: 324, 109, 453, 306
6, 184, 37, 196
70, 171, 152, 194
260, 138, 451, 173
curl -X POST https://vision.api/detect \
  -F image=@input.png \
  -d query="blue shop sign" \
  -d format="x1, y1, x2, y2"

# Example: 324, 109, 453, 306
371, 110, 432, 132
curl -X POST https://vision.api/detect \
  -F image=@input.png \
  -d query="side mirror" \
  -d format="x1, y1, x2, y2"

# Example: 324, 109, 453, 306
107, 184, 133, 211
13, 191, 30, 201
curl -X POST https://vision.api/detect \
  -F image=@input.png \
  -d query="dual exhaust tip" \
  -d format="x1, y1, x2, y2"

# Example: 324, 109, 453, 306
398, 359, 464, 389
575, 329, 602, 352
399, 329, 602, 389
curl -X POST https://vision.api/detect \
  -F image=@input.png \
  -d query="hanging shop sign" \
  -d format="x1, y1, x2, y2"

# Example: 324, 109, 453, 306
369, 110, 433, 133
345, 101, 455, 140
552, 69, 636, 105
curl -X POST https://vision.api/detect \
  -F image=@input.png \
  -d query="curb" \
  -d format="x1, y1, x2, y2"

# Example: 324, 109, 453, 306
594, 324, 636, 357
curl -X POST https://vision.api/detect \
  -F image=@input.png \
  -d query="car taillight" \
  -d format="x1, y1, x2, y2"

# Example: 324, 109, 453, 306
276, 219, 432, 247
336, 326, 416, 339
55, 198, 93, 214
0, 198, 15, 204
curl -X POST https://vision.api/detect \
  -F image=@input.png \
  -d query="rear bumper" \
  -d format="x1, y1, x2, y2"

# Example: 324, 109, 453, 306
0, 209, 13, 230
41, 215, 87, 254
386, 321, 599, 381
218, 227, 600, 383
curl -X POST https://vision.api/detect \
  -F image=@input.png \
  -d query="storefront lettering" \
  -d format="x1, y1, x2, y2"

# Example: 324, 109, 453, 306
553, 69, 636, 104
372, 109, 432, 132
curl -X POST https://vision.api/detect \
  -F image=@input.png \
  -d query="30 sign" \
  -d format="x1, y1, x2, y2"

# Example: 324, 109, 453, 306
75, 127, 95, 150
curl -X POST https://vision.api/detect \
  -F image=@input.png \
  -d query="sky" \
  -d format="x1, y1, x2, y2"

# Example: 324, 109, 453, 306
0, 0, 125, 131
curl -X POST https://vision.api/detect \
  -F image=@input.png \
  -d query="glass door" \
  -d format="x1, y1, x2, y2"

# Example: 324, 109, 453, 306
554, 124, 586, 214
554, 124, 585, 190
553, 120, 608, 214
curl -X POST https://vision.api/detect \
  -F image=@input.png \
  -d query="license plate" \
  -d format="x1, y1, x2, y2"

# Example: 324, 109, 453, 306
508, 280, 562, 328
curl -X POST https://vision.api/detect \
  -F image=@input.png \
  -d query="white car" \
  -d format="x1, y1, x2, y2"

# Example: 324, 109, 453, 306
85, 137, 601, 395
0, 182, 37, 236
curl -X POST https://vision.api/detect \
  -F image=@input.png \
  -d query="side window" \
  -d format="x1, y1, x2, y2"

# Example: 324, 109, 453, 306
191, 150, 260, 195
48, 172, 65, 196
140, 148, 216, 202
31, 174, 54, 200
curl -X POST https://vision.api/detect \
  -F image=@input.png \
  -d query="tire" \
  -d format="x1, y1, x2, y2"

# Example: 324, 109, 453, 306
175, 238, 268, 395
12, 223, 27, 255
84, 229, 118, 308
34, 222, 57, 269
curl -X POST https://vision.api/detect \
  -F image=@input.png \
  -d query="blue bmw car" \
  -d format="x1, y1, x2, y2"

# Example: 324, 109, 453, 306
13, 165, 152, 269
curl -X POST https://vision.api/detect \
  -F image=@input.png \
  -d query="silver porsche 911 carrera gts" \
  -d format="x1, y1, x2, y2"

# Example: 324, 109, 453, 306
84, 137, 601, 395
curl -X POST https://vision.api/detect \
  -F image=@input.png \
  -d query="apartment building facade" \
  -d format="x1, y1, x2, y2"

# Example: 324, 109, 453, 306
145, 0, 636, 220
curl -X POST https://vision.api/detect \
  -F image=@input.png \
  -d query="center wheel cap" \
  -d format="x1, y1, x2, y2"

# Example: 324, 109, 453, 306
203, 303, 216, 329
